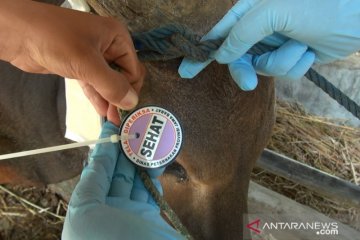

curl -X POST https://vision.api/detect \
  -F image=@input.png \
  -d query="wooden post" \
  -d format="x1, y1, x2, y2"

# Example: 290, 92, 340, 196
257, 149, 360, 208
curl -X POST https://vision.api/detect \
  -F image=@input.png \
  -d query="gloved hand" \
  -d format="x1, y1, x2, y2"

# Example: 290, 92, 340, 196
179, 0, 360, 90
62, 122, 183, 240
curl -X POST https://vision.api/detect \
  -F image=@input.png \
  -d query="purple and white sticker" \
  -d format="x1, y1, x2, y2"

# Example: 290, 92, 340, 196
119, 106, 183, 169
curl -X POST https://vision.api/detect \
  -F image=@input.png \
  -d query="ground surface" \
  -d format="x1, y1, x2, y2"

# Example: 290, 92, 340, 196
0, 185, 65, 240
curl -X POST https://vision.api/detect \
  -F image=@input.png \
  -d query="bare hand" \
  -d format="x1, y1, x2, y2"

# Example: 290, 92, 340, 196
0, 0, 145, 125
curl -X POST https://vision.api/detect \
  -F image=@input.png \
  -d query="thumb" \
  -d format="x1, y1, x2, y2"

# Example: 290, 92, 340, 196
80, 53, 139, 110
228, 54, 258, 91
178, 0, 261, 79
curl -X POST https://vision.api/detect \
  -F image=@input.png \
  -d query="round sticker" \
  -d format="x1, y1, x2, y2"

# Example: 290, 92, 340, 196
119, 106, 183, 169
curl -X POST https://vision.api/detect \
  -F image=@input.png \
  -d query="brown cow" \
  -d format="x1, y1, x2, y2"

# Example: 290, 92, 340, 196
0, 60, 87, 185
0, 0, 275, 239
86, 1, 275, 239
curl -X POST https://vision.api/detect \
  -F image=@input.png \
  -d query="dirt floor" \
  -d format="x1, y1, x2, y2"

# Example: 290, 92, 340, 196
0, 185, 65, 240
0, 100, 359, 239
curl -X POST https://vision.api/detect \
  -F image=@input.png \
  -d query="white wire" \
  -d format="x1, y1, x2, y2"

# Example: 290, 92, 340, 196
0, 134, 136, 161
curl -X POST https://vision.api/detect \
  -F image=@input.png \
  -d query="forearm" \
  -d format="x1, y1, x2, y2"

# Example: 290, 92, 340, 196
0, 0, 34, 62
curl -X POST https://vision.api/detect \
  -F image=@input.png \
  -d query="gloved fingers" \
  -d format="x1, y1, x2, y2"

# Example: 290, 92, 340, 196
142, 168, 164, 210
178, 58, 212, 79
107, 104, 121, 126
228, 54, 258, 91
203, 0, 262, 41
71, 122, 120, 206
277, 51, 315, 81
261, 33, 288, 47
147, 167, 165, 178
178, 0, 260, 79
252, 39, 313, 77
108, 152, 136, 198
131, 171, 163, 210
215, 0, 282, 63
146, 167, 164, 209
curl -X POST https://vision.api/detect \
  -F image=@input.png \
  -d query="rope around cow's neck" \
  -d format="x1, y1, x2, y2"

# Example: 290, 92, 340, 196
131, 23, 360, 121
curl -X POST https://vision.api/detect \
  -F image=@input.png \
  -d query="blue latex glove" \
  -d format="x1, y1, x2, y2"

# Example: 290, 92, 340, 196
179, 0, 360, 90
62, 122, 183, 240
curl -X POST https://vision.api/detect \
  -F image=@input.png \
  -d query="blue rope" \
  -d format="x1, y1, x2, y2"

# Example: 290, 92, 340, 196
132, 24, 360, 120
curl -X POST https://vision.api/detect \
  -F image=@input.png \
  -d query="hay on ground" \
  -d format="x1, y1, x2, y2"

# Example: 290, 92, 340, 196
252, 100, 360, 230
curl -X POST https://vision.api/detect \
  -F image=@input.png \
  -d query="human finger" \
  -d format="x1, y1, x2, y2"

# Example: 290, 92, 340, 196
215, 1, 280, 63
71, 122, 120, 206
178, 0, 261, 79
107, 104, 121, 126
204, 0, 263, 40
147, 167, 165, 178
278, 51, 315, 81
131, 171, 163, 209
178, 58, 212, 79
228, 54, 258, 91
108, 152, 136, 198
252, 40, 309, 76
104, 35, 145, 91
80, 51, 139, 110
